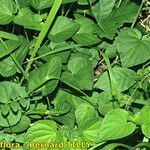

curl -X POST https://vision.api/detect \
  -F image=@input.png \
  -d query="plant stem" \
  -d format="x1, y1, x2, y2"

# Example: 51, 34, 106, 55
24, 0, 63, 76
88, 142, 105, 150
117, 0, 123, 8
131, 0, 145, 28
60, 79, 97, 107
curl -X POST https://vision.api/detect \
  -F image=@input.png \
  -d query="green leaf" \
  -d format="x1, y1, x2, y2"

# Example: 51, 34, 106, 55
95, 67, 138, 92
73, 15, 100, 45
78, 0, 96, 5
97, 109, 136, 142
70, 47, 99, 68
113, 28, 150, 67
30, 0, 77, 9
0, 0, 17, 24
0, 57, 18, 77
0, 39, 20, 59
4, 115, 30, 133
17, 0, 30, 8
1, 104, 10, 116
92, 0, 115, 22
46, 102, 71, 116
97, 91, 115, 116
14, 36, 30, 65
0, 81, 27, 104
26, 120, 66, 149
134, 142, 150, 149
30, 0, 54, 10
10, 101, 20, 112
0, 110, 21, 127
0, 31, 19, 41
19, 99, 29, 109
13, 8, 42, 30
38, 42, 72, 64
75, 103, 96, 126
54, 110, 75, 128
0, 36, 29, 77
61, 57, 94, 90
48, 16, 80, 42
28, 57, 62, 94
96, 1, 139, 39
101, 143, 132, 150
140, 105, 150, 138
79, 118, 102, 142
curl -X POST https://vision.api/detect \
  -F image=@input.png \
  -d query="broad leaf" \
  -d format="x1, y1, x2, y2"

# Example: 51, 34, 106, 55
75, 103, 96, 126
113, 28, 150, 67
92, 0, 115, 22
97, 109, 136, 142
48, 16, 80, 42
95, 67, 138, 92
0, 82, 27, 104
14, 8, 42, 30
73, 15, 100, 45
1, 104, 10, 116
61, 57, 94, 90
30, 0, 54, 10
46, 102, 71, 117
0, 110, 21, 127
38, 42, 72, 64
79, 118, 102, 142
0, 0, 17, 24
96, 1, 139, 39
0, 31, 19, 41
70, 47, 99, 68
97, 91, 115, 115
0, 57, 18, 77
101, 143, 132, 150
0, 36, 29, 77
28, 57, 62, 94
4, 116, 30, 133
0, 39, 20, 59
26, 120, 66, 149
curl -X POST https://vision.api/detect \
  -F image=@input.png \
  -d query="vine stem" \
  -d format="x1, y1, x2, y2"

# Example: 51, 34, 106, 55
131, 0, 145, 28
117, 0, 123, 8
88, 142, 105, 150
23, 0, 63, 80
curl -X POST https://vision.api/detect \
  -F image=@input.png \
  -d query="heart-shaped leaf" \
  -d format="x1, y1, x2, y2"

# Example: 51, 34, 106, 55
61, 57, 94, 90
114, 28, 150, 67
97, 109, 136, 142
28, 57, 62, 95
75, 103, 96, 126
25, 120, 66, 149
95, 67, 138, 92
48, 16, 80, 43
92, 0, 115, 22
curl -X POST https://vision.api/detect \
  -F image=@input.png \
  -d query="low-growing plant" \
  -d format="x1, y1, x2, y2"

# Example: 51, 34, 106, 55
0, 0, 150, 150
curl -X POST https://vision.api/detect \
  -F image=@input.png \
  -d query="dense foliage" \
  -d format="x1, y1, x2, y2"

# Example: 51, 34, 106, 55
0, 0, 150, 149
